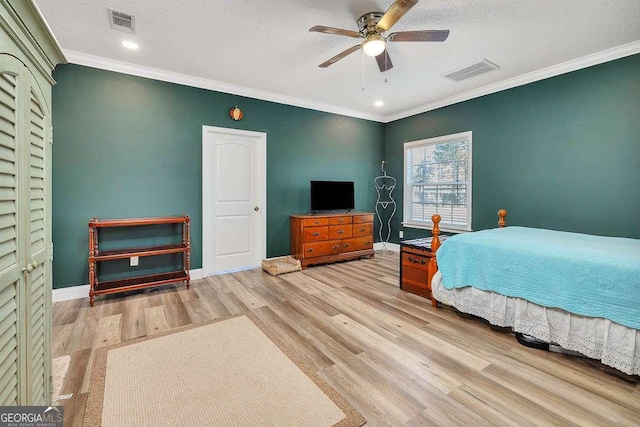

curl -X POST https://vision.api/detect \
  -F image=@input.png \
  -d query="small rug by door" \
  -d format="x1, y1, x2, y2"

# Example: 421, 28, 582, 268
84, 313, 365, 427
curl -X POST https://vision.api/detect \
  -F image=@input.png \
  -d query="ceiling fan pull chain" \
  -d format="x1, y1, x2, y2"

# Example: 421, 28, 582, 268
385, 48, 388, 82
362, 49, 365, 91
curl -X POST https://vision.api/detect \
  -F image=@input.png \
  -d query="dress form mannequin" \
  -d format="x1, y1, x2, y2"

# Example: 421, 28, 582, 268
374, 161, 397, 254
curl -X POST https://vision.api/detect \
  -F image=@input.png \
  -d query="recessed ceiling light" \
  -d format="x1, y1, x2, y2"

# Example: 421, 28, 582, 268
121, 40, 139, 50
374, 101, 384, 107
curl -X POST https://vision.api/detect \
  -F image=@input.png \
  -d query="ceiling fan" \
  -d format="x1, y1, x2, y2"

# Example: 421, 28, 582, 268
310, 0, 449, 72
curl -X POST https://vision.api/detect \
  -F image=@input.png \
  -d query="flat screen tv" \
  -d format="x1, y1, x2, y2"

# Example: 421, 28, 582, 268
310, 181, 355, 212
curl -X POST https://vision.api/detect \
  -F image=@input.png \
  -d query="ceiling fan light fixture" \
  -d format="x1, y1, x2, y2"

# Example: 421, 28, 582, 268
362, 33, 386, 57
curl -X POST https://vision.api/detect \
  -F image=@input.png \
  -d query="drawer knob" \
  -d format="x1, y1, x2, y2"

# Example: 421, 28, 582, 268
338, 230, 344, 234
307, 248, 314, 253
312, 232, 319, 237
408, 256, 426, 265
366, 241, 371, 245
332, 245, 339, 250
314, 221, 319, 224
339, 219, 344, 222
360, 228, 366, 232
343, 244, 350, 248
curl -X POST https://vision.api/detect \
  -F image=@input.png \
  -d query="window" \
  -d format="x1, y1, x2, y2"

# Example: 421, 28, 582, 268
403, 131, 472, 231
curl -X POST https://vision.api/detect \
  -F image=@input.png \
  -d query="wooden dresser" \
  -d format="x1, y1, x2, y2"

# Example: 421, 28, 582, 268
290, 213, 374, 269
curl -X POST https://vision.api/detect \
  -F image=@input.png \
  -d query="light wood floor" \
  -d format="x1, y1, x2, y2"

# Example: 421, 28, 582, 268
52, 253, 640, 426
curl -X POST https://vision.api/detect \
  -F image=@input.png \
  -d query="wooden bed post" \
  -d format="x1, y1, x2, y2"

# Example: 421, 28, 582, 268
498, 209, 507, 227
427, 214, 441, 308
427, 211, 506, 309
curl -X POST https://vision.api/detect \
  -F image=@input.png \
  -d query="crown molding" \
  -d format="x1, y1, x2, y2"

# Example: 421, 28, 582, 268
384, 40, 640, 123
64, 41, 639, 125
63, 50, 386, 123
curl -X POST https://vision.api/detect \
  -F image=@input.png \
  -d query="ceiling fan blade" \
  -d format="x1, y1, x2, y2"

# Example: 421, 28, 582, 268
309, 26, 361, 38
319, 45, 361, 68
375, 50, 393, 72
388, 30, 450, 42
376, 0, 418, 32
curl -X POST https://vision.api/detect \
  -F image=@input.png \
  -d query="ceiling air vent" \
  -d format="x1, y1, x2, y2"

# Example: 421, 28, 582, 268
108, 9, 135, 34
442, 59, 500, 82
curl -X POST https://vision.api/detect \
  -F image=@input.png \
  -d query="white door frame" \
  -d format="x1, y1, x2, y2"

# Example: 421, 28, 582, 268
202, 125, 267, 276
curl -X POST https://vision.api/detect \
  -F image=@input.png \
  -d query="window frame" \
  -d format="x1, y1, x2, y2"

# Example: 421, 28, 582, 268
402, 131, 473, 233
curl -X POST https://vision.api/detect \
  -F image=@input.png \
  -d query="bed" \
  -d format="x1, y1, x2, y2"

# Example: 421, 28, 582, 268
426, 210, 640, 375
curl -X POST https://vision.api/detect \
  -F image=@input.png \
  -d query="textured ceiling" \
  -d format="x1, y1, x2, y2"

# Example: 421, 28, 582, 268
34, 0, 640, 121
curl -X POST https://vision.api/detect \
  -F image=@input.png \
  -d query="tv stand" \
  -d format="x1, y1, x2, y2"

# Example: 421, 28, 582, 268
290, 212, 374, 269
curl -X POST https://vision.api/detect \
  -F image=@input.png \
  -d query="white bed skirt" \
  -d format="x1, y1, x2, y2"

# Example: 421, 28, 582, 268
432, 271, 640, 375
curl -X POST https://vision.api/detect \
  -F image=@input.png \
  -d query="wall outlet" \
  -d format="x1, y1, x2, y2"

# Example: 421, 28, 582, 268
130, 256, 139, 267
399, 231, 404, 238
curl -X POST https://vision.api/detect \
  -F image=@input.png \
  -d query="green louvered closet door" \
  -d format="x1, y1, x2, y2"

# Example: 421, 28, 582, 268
0, 53, 51, 406
25, 76, 50, 406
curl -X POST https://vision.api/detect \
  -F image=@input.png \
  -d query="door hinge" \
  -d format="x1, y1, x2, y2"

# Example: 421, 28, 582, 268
49, 242, 53, 262
49, 125, 53, 144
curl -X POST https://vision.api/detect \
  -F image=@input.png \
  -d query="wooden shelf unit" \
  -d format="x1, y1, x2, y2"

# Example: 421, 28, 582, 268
88, 215, 191, 306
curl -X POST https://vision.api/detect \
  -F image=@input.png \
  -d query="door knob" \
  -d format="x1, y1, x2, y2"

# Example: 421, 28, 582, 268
254, 206, 260, 211
24, 263, 33, 273
32, 261, 38, 268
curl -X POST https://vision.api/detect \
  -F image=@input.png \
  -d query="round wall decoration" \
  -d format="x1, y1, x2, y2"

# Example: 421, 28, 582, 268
230, 106, 243, 121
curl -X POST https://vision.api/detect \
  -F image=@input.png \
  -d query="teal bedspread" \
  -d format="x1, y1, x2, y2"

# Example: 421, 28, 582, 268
437, 227, 640, 329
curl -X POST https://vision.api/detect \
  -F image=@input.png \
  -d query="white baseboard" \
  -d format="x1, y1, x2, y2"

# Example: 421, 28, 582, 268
189, 268, 203, 280
52, 268, 204, 302
202, 265, 259, 277
52, 285, 90, 302
374, 242, 400, 252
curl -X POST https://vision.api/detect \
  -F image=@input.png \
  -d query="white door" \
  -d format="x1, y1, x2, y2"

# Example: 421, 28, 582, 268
202, 126, 266, 275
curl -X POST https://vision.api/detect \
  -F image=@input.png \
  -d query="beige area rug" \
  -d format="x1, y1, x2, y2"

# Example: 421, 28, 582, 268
85, 313, 365, 427
52, 355, 71, 402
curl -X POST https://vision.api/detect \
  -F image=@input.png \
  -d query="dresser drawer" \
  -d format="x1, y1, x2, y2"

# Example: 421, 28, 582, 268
402, 252, 430, 271
303, 226, 328, 241
352, 223, 373, 237
302, 217, 329, 227
329, 225, 352, 239
303, 240, 341, 258
402, 265, 429, 288
329, 216, 352, 225
353, 214, 373, 224
341, 236, 373, 252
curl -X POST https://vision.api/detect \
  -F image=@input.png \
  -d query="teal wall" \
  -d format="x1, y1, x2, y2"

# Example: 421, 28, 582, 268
385, 54, 640, 242
52, 64, 384, 288
52, 55, 640, 289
